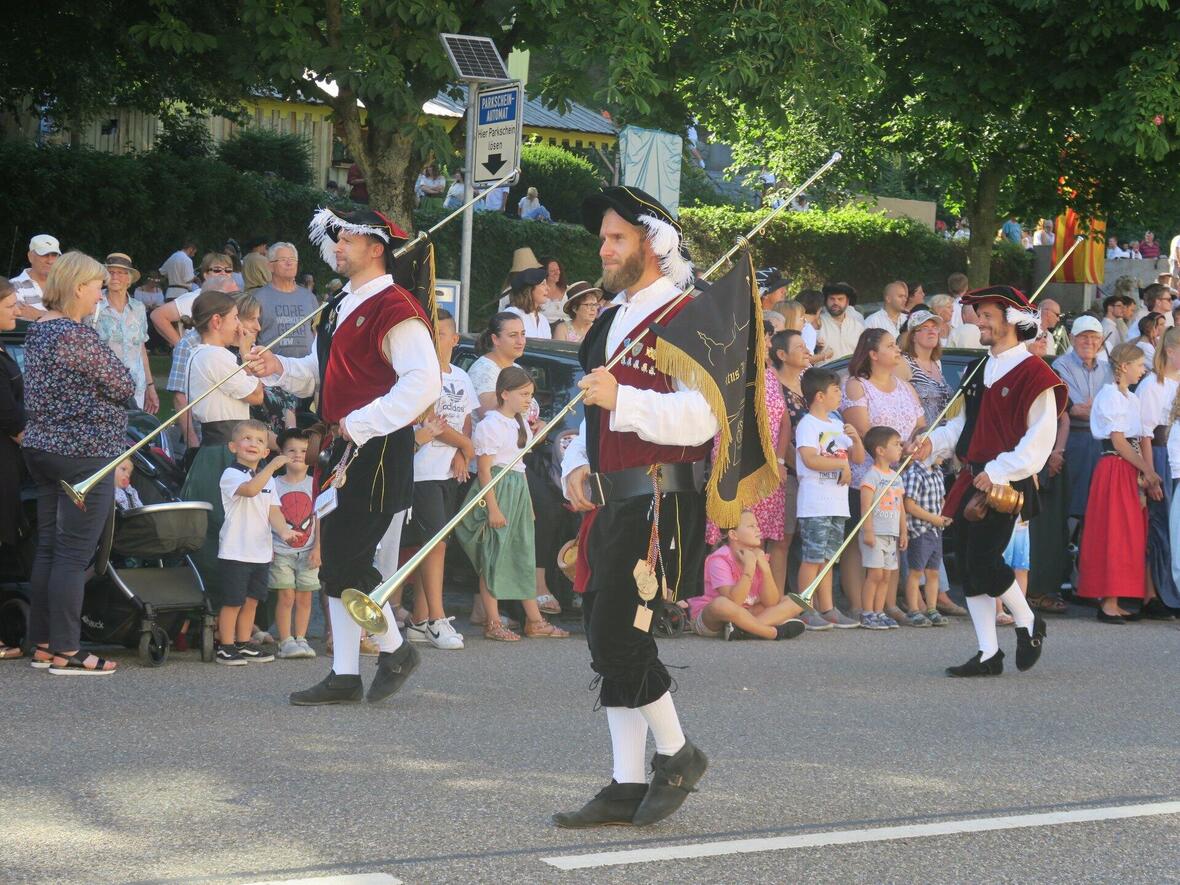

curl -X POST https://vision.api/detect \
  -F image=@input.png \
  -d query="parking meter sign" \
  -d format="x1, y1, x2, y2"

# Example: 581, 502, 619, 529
472, 81, 523, 186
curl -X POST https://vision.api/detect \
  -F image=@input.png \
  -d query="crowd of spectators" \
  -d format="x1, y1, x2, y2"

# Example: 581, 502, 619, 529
5, 215, 1180, 671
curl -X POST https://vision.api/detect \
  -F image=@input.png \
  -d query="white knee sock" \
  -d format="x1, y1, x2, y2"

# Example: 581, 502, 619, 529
965, 594, 1000, 660
374, 603, 404, 653
606, 706, 649, 784
373, 510, 408, 581
327, 596, 361, 676
638, 692, 686, 756
1000, 582, 1035, 631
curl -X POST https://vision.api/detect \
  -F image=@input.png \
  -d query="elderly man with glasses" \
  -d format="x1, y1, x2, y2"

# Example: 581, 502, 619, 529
256, 242, 318, 359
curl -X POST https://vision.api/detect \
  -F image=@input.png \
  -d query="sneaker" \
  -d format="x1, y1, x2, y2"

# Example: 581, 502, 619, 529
295, 637, 317, 657
427, 617, 465, 650
801, 609, 834, 631
775, 619, 806, 640
406, 620, 431, 644
925, 609, 949, 627
723, 622, 755, 641
906, 610, 932, 628
821, 607, 860, 629
236, 641, 275, 663
216, 644, 246, 666
277, 637, 303, 658
860, 612, 886, 631
879, 613, 900, 629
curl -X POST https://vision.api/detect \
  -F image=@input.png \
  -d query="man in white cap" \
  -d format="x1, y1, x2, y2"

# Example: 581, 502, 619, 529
1053, 315, 1111, 521
10, 234, 61, 319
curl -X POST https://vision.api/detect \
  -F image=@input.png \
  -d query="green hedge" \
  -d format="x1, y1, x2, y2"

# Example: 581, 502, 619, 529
0, 142, 336, 281
679, 205, 1034, 297
415, 205, 600, 330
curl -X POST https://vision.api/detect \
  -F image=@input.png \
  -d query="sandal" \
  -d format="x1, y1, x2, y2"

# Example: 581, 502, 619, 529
484, 620, 521, 642
48, 652, 117, 676
524, 618, 570, 638
1027, 593, 1068, 614
536, 594, 562, 615
0, 644, 24, 659
30, 646, 53, 669
996, 612, 1015, 626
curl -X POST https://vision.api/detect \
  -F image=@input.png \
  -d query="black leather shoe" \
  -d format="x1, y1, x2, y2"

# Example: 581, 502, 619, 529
367, 642, 420, 702
1015, 615, 1047, 672
552, 780, 647, 828
289, 670, 363, 705
632, 740, 708, 826
945, 649, 1005, 677
1143, 598, 1178, 620
1096, 610, 1126, 624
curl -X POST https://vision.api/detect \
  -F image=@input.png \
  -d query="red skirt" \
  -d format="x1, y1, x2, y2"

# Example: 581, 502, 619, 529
1076, 455, 1146, 599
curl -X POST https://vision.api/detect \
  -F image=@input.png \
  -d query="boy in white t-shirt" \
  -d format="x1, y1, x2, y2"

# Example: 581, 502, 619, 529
269, 429, 321, 660
404, 309, 478, 650
216, 419, 295, 666
858, 426, 908, 630
794, 368, 865, 626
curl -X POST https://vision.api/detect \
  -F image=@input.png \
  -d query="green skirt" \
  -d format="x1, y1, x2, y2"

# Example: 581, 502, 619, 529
180, 444, 234, 589
454, 467, 536, 600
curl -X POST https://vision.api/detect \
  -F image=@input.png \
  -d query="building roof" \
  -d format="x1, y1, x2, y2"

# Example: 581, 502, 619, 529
428, 86, 616, 137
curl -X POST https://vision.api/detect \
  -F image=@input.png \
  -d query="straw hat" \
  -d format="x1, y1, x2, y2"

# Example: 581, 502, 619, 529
563, 281, 603, 319
105, 252, 141, 284
507, 247, 547, 290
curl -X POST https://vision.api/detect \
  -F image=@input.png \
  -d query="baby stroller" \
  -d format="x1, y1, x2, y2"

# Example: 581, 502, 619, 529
81, 486, 215, 667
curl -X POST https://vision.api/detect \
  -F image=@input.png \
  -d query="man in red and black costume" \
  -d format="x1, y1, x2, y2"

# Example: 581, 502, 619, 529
933, 286, 1067, 677
556, 187, 718, 828
248, 208, 440, 705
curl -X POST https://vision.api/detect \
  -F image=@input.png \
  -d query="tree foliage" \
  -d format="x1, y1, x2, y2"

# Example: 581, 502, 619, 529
217, 128, 315, 185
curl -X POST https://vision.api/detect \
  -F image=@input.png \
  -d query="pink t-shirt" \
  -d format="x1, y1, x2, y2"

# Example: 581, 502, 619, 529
687, 545, 764, 618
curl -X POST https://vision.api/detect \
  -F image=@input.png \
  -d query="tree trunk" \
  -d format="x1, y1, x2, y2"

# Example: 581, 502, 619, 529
964, 164, 1004, 287
365, 129, 417, 232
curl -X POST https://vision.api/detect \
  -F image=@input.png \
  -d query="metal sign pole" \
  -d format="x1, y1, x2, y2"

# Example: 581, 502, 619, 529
459, 83, 477, 333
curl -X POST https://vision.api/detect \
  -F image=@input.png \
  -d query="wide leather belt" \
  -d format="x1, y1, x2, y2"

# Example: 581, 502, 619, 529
589, 462, 701, 504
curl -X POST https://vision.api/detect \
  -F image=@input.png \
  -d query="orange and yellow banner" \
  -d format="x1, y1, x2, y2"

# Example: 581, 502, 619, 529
1052, 210, 1106, 284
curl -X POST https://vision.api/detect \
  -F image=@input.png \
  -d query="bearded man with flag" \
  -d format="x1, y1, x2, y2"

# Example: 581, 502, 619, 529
556, 187, 778, 829
247, 208, 440, 706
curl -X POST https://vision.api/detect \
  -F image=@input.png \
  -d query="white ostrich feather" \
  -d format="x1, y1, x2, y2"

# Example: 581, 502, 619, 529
638, 215, 694, 289
307, 207, 391, 272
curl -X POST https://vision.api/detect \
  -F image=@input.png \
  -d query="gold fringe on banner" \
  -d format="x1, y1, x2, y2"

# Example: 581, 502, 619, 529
654, 253, 781, 527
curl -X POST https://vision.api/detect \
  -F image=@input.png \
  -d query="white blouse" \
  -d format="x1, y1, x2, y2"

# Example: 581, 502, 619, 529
187, 344, 257, 423
1136, 373, 1178, 431
503, 305, 551, 339
1089, 384, 1143, 440
473, 410, 532, 472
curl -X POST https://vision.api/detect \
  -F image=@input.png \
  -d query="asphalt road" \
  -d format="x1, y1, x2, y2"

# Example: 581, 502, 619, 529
2, 604, 1178, 885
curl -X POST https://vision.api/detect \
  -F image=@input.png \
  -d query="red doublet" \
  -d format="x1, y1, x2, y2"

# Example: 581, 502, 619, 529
592, 298, 712, 473
944, 354, 1066, 516
319, 283, 430, 424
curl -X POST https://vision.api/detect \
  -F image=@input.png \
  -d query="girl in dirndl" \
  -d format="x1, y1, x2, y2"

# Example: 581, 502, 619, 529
1138, 327, 1180, 614
1076, 343, 1162, 621
455, 366, 569, 642
179, 290, 265, 588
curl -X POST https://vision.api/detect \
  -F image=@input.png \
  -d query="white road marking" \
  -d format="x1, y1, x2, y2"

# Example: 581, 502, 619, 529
543, 800, 1180, 871
242, 875, 401, 885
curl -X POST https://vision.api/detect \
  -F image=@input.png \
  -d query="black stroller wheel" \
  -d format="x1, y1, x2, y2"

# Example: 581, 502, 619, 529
138, 625, 168, 667
0, 597, 31, 653
200, 622, 216, 663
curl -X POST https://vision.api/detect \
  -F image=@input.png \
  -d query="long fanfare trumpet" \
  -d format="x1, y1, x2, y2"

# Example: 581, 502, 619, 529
342, 152, 846, 633
786, 234, 1087, 612
60, 167, 522, 509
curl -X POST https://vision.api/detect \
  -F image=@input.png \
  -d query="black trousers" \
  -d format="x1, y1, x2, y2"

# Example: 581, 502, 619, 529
955, 506, 1018, 599
24, 449, 115, 651
318, 499, 392, 600
582, 491, 704, 708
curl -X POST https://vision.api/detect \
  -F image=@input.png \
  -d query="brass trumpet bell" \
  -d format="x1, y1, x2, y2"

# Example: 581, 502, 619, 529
342, 588, 388, 634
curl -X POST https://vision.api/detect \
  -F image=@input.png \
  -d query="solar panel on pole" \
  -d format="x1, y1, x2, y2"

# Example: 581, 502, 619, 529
439, 34, 509, 82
